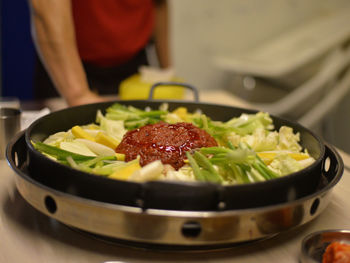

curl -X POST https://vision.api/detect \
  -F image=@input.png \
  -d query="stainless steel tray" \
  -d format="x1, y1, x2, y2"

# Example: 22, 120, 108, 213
7, 132, 344, 248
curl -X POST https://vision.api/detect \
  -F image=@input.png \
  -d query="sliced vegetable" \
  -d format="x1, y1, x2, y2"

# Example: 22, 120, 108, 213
192, 151, 223, 183
96, 110, 126, 141
60, 141, 96, 156
104, 103, 167, 130
277, 126, 302, 152
129, 160, 164, 182
109, 159, 141, 180
257, 151, 310, 165
33, 103, 314, 185
75, 138, 116, 156
33, 141, 95, 162
185, 152, 206, 182
95, 132, 120, 149
71, 125, 95, 141
115, 153, 125, 161
186, 143, 280, 184
225, 112, 274, 135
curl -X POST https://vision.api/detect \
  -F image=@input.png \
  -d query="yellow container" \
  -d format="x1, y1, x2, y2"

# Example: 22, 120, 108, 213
119, 74, 184, 100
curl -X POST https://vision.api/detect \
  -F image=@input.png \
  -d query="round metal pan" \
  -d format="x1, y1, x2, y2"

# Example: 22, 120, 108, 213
6, 131, 343, 246
23, 98, 326, 211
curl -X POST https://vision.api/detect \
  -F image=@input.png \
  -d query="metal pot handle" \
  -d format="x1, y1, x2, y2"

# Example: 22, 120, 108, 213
148, 82, 200, 102
322, 143, 344, 183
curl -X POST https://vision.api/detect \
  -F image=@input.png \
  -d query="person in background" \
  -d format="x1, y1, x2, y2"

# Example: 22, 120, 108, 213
27, 0, 170, 106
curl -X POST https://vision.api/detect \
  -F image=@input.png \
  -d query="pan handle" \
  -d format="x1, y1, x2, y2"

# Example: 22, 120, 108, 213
322, 143, 344, 184
148, 82, 200, 102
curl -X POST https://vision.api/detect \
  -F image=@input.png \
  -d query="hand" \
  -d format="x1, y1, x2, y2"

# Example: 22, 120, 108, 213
67, 90, 108, 107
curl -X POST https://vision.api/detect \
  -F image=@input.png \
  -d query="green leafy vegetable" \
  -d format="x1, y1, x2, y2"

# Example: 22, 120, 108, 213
33, 141, 118, 175
186, 143, 279, 184
104, 103, 167, 130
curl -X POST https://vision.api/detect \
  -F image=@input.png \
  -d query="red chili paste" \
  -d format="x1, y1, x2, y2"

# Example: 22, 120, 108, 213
115, 122, 217, 170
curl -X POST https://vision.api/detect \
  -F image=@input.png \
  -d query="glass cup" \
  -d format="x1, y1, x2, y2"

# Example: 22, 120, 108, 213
0, 97, 20, 110
0, 107, 21, 159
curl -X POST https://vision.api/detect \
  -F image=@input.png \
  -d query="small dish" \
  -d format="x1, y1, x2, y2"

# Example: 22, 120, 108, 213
300, 229, 350, 263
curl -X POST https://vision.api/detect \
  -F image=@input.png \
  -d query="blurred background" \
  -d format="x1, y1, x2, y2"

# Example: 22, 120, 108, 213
1, 0, 350, 153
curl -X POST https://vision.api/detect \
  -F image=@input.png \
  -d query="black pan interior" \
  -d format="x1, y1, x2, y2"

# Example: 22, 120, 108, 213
24, 100, 326, 211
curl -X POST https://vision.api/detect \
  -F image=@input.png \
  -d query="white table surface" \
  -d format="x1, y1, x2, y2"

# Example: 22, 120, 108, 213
1, 151, 349, 263
1, 94, 350, 263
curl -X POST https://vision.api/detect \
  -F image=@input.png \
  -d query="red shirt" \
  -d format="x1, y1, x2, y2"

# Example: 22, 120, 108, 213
72, 0, 154, 67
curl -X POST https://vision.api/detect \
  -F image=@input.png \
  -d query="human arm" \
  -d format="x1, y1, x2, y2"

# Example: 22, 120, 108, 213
153, 0, 171, 68
28, 0, 105, 106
